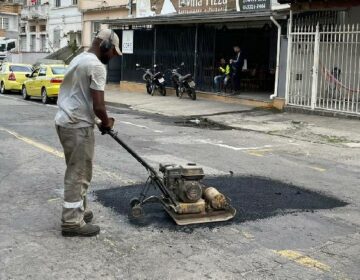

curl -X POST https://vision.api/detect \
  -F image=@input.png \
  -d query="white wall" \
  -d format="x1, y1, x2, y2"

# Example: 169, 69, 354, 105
8, 52, 49, 64
48, 0, 82, 51
271, 0, 289, 11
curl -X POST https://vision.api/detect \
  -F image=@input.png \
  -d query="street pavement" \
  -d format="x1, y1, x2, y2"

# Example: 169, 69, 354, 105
0, 89, 359, 280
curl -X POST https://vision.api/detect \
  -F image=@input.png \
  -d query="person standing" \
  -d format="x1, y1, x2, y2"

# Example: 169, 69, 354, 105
55, 29, 122, 237
230, 46, 244, 94
214, 58, 231, 93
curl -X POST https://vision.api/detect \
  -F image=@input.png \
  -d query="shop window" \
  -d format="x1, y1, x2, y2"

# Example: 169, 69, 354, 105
72, 0, 78, 5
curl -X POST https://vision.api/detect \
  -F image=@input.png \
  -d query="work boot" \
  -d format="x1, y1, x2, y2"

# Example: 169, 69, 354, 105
62, 224, 100, 237
84, 210, 93, 223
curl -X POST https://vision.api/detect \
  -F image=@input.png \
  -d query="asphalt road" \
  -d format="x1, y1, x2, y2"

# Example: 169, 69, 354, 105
0, 93, 359, 280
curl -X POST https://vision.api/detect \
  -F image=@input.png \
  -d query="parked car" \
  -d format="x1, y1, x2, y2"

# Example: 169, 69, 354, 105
0, 62, 33, 94
22, 64, 67, 104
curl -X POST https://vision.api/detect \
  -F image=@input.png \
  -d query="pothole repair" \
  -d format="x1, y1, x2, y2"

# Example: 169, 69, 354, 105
95, 176, 347, 232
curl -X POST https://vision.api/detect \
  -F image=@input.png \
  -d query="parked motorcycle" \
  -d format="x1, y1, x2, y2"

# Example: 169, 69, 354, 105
171, 63, 196, 100
136, 64, 166, 96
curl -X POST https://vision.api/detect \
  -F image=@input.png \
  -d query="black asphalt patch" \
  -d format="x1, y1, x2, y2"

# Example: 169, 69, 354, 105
95, 176, 348, 232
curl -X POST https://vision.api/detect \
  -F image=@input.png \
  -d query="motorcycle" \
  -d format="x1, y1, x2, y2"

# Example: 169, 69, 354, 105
136, 64, 166, 96
171, 62, 196, 100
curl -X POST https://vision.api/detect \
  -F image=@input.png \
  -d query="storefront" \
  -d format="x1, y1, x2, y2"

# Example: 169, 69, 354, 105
102, 0, 289, 95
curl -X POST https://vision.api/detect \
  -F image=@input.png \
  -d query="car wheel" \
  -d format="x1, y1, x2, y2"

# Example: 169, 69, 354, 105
0, 82, 7, 94
22, 86, 30, 100
41, 88, 49, 104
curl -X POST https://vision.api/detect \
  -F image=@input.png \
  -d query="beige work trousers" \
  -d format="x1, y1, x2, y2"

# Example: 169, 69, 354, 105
56, 125, 94, 229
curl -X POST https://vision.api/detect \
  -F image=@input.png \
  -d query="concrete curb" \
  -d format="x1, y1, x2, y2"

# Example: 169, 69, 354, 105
117, 81, 284, 110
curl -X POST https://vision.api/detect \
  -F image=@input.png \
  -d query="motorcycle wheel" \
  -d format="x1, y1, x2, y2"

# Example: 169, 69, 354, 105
188, 88, 196, 100
146, 83, 152, 95
159, 86, 166, 96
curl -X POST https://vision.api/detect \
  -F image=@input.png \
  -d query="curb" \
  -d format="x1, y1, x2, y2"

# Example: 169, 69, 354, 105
115, 81, 281, 109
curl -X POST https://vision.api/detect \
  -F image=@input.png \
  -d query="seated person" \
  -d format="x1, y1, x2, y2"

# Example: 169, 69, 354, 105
214, 58, 231, 93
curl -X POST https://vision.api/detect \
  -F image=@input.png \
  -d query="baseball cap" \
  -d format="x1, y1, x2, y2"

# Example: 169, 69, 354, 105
96, 29, 122, 55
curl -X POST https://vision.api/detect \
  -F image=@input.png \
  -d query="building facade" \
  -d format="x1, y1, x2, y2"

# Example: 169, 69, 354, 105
79, 0, 129, 50
19, 0, 49, 52
96, 0, 290, 90
0, 1, 22, 40
47, 0, 82, 52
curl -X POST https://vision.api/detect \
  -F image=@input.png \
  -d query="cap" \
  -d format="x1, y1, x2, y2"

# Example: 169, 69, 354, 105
96, 29, 122, 55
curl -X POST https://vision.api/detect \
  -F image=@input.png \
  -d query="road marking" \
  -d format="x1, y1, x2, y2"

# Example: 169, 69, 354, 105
0, 127, 134, 184
275, 250, 331, 272
241, 230, 255, 239
197, 139, 273, 151
246, 149, 273, 157
0, 127, 65, 158
120, 121, 163, 133
308, 166, 327, 172
48, 197, 61, 202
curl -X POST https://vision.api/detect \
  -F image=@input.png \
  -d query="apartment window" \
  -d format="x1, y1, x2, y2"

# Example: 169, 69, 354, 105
54, 29, 61, 48
20, 35, 27, 52
0, 18, 9, 30
92, 22, 101, 40
72, 0, 78, 5
29, 25, 36, 32
30, 35, 36, 52
40, 35, 46, 52
21, 26, 26, 33
56, 0, 61, 7
40, 25, 46, 32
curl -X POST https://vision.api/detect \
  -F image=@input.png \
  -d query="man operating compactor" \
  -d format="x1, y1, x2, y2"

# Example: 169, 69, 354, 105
55, 29, 121, 237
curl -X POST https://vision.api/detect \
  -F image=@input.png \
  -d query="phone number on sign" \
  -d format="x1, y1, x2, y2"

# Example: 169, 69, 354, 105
242, 3, 266, 10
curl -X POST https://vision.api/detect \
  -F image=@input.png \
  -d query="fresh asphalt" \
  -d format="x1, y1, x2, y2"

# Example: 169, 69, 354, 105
0, 92, 359, 279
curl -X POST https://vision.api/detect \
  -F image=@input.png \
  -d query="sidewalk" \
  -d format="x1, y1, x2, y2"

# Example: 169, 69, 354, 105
105, 85, 360, 147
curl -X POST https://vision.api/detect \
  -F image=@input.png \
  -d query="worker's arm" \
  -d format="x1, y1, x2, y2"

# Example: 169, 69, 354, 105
91, 89, 114, 129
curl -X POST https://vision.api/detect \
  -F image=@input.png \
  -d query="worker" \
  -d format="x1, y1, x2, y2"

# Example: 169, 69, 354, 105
55, 29, 122, 237
214, 58, 231, 93
230, 46, 244, 94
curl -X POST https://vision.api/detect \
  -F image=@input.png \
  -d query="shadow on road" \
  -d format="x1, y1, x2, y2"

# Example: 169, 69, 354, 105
95, 176, 348, 232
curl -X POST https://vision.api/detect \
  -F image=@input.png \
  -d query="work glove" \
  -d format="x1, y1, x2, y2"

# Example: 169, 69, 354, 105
96, 117, 115, 135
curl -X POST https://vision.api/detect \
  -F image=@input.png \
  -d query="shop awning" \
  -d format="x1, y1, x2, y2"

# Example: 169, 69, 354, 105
101, 10, 286, 26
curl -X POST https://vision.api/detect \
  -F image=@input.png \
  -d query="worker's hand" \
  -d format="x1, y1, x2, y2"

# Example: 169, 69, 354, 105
97, 117, 115, 135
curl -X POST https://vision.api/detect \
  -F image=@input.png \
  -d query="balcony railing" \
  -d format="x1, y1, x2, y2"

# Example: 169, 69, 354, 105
21, 4, 49, 20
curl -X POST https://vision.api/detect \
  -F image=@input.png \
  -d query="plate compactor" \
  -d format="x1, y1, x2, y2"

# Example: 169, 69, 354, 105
102, 128, 236, 226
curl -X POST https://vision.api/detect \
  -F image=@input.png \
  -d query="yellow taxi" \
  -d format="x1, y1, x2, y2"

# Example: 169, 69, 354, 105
0, 62, 33, 94
22, 64, 67, 104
